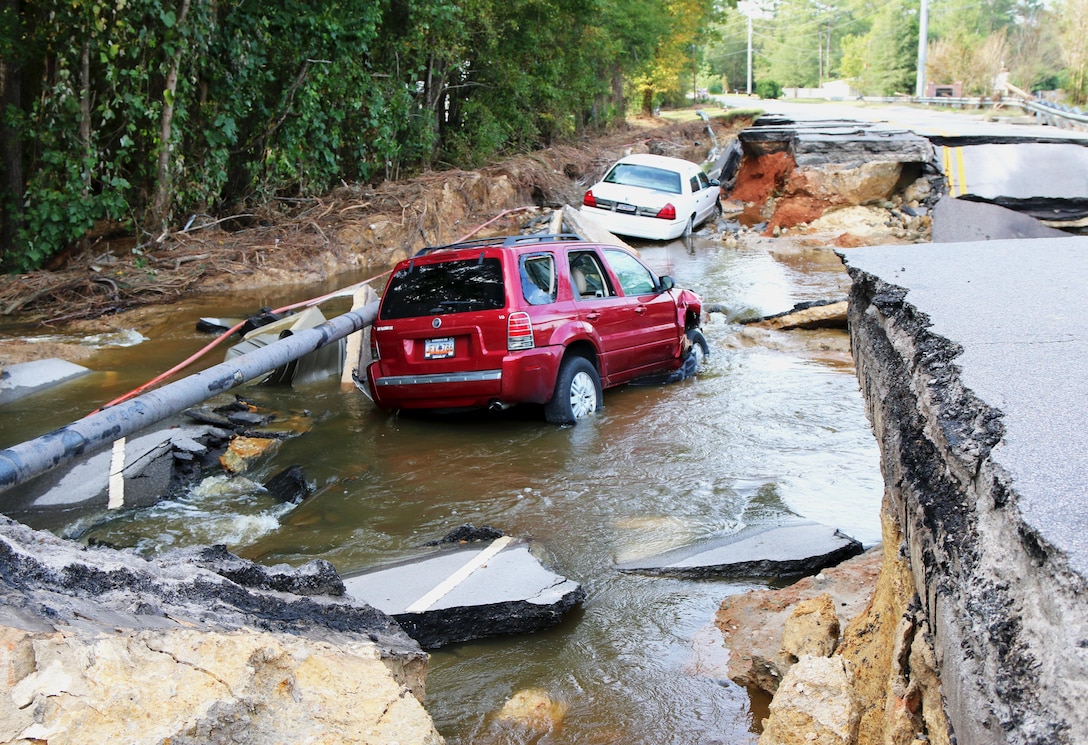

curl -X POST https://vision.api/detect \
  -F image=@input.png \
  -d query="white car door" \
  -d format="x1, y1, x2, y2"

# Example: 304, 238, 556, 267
690, 171, 718, 224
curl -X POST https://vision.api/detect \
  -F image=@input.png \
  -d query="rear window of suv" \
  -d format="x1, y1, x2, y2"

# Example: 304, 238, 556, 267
381, 257, 505, 319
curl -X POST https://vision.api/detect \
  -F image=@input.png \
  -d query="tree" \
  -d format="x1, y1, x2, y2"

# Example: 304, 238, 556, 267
706, 9, 751, 93
0, 0, 24, 260
856, 0, 916, 94
1056, 0, 1088, 103
758, 0, 825, 88
1005, 1, 1062, 92
631, 0, 722, 114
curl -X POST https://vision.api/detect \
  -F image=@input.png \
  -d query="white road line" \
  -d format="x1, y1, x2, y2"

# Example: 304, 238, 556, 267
405, 535, 515, 613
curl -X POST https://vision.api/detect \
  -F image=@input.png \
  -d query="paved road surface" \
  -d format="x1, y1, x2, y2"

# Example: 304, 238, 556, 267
717, 94, 1088, 143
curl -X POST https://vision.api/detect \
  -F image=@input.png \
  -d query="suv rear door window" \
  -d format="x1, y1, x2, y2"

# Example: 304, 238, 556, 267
520, 253, 557, 305
381, 257, 505, 319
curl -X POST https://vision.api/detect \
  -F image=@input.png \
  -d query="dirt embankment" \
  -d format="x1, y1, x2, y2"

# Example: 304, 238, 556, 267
0, 116, 745, 371
0, 117, 736, 336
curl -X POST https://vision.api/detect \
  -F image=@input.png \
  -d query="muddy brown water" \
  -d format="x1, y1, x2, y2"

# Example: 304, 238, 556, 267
0, 235, 881, 744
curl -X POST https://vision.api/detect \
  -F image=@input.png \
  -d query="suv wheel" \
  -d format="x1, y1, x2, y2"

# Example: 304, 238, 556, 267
545, 356, 602, 424
686, 329, 709, 366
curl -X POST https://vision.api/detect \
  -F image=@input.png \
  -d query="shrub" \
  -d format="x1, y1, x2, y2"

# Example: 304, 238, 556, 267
756, 80, 783, 99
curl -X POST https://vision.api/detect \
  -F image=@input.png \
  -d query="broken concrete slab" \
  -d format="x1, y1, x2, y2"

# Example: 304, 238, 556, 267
615, 522, 864, 578
708, 138, 742, 188
0, 358, 91, 405
342, 536, 586, 649
3, 423, 230, 525
742, 299, 848, 330
741, 117, 934, 168
0, 517, 438, 743
931, 195, 1073, 242
262, 465, 313, 505
225, 306, 346, 386
561, 204, 636, 252
160, 544, 345, 596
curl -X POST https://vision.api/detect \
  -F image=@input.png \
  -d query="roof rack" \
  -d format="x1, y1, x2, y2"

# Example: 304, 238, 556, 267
413, 233, 585, 257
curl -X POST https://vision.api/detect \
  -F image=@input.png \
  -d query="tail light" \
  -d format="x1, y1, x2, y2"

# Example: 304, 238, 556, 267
582, 190, 597, 208
656, 203, 677, 220
508, 311, 535, 351
369, 331, 380, 361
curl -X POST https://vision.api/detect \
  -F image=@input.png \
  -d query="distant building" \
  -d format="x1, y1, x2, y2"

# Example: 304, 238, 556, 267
782, 80, 861, 100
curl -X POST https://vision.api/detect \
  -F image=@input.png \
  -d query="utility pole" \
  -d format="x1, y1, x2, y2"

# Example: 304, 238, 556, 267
915, 0, 929, 97
747, 14, 753, 94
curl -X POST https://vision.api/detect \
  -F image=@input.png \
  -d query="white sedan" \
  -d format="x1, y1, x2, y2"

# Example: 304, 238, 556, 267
580, 153, 721, 241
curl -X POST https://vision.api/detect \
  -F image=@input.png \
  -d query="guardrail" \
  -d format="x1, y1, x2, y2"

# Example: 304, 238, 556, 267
1017, 98, 1088, 130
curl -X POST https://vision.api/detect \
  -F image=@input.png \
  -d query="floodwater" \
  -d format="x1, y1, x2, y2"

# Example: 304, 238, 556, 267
0, 235, 882, 744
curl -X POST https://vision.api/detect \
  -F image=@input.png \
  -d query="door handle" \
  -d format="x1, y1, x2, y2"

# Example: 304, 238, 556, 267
634, 306, 646, 315
586, 312, 601, 321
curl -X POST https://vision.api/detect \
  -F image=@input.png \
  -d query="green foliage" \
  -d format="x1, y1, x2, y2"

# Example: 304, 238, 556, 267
858, 0, 917, 95
0, 0, 713, 272
706, 10, 750, 93
759, 0, 824, 88
756, 79, 783, 99
4, 0, 1076, 273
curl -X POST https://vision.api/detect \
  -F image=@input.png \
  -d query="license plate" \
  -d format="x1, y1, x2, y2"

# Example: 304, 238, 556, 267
424, 337, 455, 359
616, 202, 637, 214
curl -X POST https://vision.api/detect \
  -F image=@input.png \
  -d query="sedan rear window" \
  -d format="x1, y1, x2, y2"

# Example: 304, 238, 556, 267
604, 164, 683, 195
381, 257, 505, 319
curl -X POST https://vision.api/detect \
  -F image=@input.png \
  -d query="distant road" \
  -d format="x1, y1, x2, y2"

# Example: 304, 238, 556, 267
716, 94, 1088, 143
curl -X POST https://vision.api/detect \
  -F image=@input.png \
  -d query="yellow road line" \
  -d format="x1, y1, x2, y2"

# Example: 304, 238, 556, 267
942, 146, 968, 197
954, 147, 967, 196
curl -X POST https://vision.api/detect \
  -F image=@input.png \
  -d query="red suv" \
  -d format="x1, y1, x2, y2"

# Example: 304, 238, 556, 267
364, 234, 707, 423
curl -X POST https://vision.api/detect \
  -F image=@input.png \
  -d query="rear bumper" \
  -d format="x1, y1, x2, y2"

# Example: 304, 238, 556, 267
367, 347, 562, 411
579, 206, 686, 241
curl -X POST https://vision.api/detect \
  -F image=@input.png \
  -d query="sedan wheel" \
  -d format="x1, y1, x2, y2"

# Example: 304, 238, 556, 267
683, 215, 695, 238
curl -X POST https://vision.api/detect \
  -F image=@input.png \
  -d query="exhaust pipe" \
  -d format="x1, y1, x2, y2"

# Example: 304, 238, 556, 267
488, 400, 512, 412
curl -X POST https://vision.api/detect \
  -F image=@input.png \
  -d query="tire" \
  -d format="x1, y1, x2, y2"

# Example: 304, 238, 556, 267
686, 328, 709, 367
545, 356, 602, 424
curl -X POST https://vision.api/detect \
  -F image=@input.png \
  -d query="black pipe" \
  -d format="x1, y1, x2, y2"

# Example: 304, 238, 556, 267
0, 301, 379, 497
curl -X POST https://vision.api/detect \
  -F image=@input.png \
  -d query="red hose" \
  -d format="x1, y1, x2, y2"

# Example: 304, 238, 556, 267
89, 268, 392, 414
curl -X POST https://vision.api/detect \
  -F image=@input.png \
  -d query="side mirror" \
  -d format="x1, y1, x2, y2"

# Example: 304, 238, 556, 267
710, 179, 720, 187
658, 276, 675, 292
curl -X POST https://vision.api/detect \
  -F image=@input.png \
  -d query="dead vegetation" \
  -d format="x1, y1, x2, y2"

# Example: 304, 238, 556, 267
0, 117, 747, 326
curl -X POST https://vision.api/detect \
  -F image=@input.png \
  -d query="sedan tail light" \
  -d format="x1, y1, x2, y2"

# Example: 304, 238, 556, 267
582, 190, 597, 208
656, 203, 677, 220
508, 311, 535, 351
